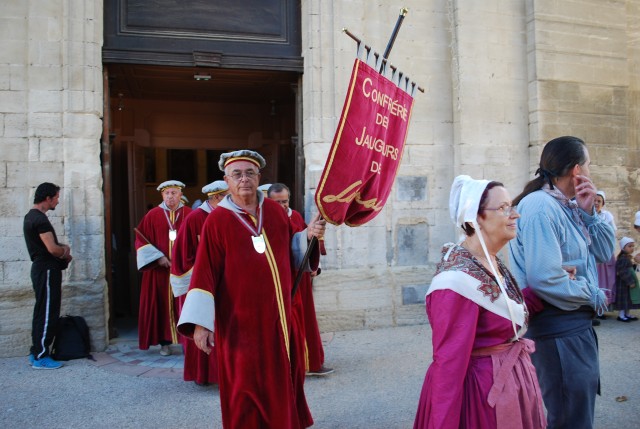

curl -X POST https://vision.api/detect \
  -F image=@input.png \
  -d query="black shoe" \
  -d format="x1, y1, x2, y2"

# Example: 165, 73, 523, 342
591, 319, 601, 326
627, 316, 638, 321
307, 366, 335, 376
596, 314, 608, 320
617, 316, 631, 322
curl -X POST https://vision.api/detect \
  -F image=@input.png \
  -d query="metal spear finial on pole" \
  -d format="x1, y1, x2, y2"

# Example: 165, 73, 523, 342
381, 7, 409, 64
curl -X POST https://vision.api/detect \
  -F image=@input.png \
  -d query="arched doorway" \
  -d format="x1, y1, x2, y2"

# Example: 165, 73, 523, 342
103, 64, 303, 337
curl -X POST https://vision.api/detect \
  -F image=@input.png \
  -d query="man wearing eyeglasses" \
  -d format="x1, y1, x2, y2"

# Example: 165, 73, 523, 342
177, 150, 326, 429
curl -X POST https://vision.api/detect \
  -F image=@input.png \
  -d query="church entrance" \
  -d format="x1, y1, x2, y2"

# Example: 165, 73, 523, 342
102, 64, 303, 338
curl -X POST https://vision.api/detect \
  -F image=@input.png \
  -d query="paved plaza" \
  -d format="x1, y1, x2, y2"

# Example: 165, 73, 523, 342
2, 312, 639, 428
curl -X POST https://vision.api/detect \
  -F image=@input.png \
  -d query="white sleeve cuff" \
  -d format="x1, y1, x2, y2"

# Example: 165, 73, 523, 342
136, 244, 164, 270
177, 288, 215, 334
169, 268, 192, 297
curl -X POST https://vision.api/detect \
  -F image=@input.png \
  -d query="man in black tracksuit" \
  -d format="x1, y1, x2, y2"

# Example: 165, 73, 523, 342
23, 182, 72, 369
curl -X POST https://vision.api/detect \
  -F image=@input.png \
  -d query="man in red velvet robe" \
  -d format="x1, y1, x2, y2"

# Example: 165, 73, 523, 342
178, 150, 326, 429
268, 183, 333, 376
135, 180, 191, 356
170, 180, 228, 385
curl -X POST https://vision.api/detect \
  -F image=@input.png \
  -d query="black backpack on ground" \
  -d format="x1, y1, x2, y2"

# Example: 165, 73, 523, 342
52, 315, 92, 361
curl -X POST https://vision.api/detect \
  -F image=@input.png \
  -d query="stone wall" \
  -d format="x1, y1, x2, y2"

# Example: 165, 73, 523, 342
1, 0, 639, 356
527, 0, 640, 238
0, 0, 106, 357
303, 0, 640, 332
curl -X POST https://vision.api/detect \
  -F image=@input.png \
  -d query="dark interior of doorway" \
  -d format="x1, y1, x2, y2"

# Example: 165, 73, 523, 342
105, 64, 302, 340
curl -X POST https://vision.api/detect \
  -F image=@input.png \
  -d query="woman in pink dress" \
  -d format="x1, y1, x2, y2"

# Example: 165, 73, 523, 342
414, 175, 546, 429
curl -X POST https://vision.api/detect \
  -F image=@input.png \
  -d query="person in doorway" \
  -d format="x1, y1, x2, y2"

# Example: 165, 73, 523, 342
23, 182, 73, 369
413, 175, 546, 429
614, 237, 639, 322
509, 136, 615, 429
594, 190, 617, 317
258, 183, 272, 196
171, 180, 228, 385
268, 182, 333, 377
177, 150, 326, 429
135, 180, 191, 356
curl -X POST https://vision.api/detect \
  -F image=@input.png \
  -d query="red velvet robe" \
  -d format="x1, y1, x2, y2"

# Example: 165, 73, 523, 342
289, 209, 325, 372
170, 203, 219, 384
135, 204, 190, 349
178, 196, 317, 429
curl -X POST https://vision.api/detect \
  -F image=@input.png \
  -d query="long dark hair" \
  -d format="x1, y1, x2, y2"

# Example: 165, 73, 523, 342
513, 136, 587, 206
462, 181, 503, 236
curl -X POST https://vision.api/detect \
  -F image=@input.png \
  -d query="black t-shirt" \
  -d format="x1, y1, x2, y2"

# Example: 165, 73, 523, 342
23, 208, 61, 267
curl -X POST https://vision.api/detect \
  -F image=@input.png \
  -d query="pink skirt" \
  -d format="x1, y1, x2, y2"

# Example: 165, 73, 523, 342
469, 339, 546, 429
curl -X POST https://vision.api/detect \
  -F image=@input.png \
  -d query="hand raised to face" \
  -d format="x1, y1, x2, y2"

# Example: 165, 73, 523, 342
573, 175, 597, 213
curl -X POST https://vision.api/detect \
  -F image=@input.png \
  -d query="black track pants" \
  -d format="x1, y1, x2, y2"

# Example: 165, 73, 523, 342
30, 265, 62, 359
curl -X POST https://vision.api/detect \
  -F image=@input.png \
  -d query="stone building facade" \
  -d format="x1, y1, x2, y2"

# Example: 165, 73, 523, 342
0, 0, 638, 356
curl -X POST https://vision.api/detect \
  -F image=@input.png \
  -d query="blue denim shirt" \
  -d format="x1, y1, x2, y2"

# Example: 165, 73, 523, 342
508, 190, 614, 316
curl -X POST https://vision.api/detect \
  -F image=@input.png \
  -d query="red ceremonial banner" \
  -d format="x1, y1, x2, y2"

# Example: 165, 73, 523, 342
315, 58, 415, 226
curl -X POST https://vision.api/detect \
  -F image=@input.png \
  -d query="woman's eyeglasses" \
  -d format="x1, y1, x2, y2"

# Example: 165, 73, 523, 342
484, 205, 517, 216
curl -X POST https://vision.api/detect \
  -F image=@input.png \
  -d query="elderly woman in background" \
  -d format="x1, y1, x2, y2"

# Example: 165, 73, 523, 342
594, 190, 617, 314
414, 175, 546, 429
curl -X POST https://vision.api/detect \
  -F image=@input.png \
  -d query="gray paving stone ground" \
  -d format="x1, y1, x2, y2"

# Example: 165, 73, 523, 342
1, 311, 639, 428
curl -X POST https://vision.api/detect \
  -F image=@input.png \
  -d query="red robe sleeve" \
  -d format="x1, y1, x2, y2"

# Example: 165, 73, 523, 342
176, 210, 223, 336
135, 208, 166, 271
170, 208, 207, 297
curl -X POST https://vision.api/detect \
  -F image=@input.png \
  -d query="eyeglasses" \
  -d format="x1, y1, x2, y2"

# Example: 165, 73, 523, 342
227, 170, 258, 181
484, 205, 517, 216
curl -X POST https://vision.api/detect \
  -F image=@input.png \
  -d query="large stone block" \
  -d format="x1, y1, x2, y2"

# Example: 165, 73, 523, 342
0, 40, 27, 65
332, 226, 388, 268
28, 113, 62, 137
0, 90, 26, 112
396, 176, 428, 201
2, 260, 31, 285
27, 66, 62, 91
0, 236, 29, 262
395, 303, 427, 326
0, 137, 28, 160
0, 17, 28, 43
29, 90, 62, 113
63, 162, 103, 190
0, 216, 24, 238
338, 286, 392, 311
363, 307, 393, 329
396, 222, 429, 266
316, 310, 365, 332
63, 114, 103, 140
0, 188, 29, 217
2, 1, 28, 17
3, 114, 28, 138
402, 283, 429, 305
29, 40, 63, 66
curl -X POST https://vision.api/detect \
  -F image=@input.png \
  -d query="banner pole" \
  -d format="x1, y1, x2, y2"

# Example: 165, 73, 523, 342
291, 235, 318, 297
380, 7, 409, 71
